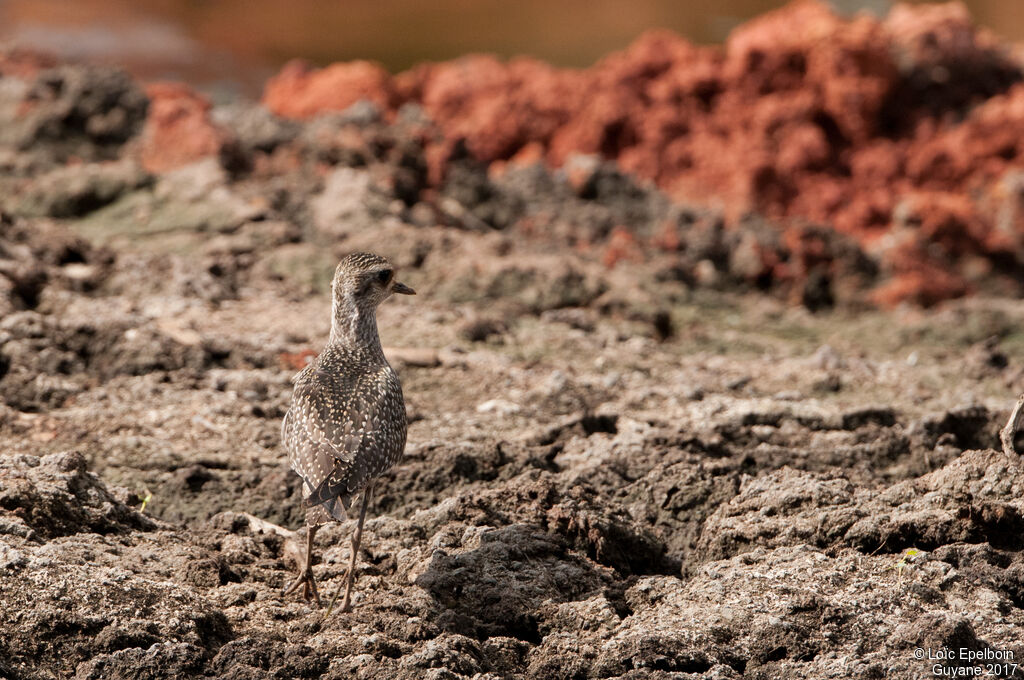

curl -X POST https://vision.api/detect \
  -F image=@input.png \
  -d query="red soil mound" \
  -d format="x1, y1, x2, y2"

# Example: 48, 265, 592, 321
140, 82, 230, 173
263, 59, 395, 120
256, 1, 1021, 305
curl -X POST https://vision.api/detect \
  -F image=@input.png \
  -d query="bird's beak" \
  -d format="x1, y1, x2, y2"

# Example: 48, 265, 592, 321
392, 281, 416, 295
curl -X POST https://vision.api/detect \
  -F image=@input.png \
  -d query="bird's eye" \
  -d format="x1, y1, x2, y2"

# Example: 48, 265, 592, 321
377, 269, 393, 285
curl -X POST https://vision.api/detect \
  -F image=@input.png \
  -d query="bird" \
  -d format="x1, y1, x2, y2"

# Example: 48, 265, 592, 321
281, 252, 414, 614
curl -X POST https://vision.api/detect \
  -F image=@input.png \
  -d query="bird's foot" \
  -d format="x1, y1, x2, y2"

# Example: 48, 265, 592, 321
322, 566, 359, 621
283, 567, 321, 606
322, 578, 352, 620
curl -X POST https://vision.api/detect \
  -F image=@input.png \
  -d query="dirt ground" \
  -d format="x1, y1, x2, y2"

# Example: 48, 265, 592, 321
4, 44, 1024, 680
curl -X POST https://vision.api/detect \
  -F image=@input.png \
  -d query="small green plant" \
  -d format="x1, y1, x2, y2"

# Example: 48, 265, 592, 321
139, 489, 153, 514
895, 548, 921, 584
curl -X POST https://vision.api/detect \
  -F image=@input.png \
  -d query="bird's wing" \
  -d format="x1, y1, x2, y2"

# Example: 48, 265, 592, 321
284, 365, 392, 509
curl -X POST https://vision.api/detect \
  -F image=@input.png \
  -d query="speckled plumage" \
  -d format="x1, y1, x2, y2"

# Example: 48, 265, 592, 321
283, 342, 406, 525
281, 252, 414, 611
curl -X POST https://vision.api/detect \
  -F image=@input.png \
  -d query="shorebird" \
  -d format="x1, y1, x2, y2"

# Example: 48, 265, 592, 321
281, 252, 414, 614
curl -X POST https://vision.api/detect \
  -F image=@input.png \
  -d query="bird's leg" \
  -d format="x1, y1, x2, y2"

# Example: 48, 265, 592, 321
324, 484, 373, 618
341, 485, 372, 612
283, 525, 321, 606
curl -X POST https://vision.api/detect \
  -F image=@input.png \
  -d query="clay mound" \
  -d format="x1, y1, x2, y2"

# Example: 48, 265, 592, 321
0, 451, 156, 539
263, 59, 396, 120
0, 63, 148, 162
262, 0, 1024, 306
140, 83, 234, 174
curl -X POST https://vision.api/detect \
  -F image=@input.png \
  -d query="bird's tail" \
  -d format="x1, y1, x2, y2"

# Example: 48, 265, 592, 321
304, 497, 348, 525
305, 471, 356, 509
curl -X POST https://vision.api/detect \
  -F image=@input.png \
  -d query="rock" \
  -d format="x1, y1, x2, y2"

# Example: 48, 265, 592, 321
207, 637, 328, 679
844, 449, 1024, 553
411, 523, 611, 640
0, 541, 26, 569
75, 643, 208, 680
0, 451, 157, 538
10, 159, 150, 217
0, 63, 148, 161
211, 102, 300, 154
698, 467, 859, 562
476, 399, 520, 416
311, 166, 381, 238
399, 634, 485, 676
440, 158, 523, 230
76, 157, 264, 244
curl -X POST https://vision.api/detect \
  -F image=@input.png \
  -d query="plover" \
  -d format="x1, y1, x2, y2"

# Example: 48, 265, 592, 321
282, 252, 414, 613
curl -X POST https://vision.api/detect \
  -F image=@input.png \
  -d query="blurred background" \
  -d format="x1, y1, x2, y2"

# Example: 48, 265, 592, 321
1, 0, 1021, 96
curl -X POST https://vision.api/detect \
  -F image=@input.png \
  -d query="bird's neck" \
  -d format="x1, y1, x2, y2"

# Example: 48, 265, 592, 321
328, 293, 383, 355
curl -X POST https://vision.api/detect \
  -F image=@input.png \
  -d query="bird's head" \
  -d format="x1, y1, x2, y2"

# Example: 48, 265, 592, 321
331, 252, 415, 312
